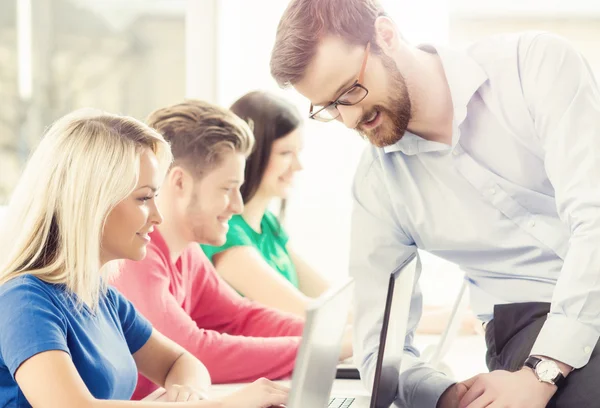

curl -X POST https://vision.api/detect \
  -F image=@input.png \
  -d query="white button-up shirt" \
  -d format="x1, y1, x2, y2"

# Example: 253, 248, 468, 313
351, 31, 600, 407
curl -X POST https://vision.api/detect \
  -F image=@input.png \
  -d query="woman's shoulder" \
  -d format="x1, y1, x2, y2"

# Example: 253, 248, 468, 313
0, 274, 55, 299
0, 274, 66, 321
262, 210, 281, 230
262, 211, 289, 242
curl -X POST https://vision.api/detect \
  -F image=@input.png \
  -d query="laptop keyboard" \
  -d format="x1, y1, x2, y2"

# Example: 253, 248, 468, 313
328, 397, 355, 408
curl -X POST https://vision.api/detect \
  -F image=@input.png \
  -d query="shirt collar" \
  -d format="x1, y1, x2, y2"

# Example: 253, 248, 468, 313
383, 43, 488, 156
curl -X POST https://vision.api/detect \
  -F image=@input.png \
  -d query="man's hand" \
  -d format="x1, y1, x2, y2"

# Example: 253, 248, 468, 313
437, 383, 469, 408
458, 369, 556, 408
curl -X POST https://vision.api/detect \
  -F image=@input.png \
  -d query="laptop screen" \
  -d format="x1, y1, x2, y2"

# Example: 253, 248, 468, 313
369, 252, 417, 408
287, 279, 354, 408
288, 252, 418, 408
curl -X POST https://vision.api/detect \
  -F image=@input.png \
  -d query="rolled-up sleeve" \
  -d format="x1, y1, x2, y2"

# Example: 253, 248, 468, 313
350, 150, 455, 407
520, 33, 600, 368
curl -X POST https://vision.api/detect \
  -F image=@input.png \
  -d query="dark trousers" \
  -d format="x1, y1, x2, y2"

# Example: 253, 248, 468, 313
485, 302, 600, 407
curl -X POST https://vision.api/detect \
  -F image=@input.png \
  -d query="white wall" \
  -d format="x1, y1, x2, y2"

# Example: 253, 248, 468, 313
215, 0, 364, 283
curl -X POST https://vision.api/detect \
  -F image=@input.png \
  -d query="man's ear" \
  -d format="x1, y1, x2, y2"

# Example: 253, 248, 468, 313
374, 16, 401, 55
167, 166, 192, 197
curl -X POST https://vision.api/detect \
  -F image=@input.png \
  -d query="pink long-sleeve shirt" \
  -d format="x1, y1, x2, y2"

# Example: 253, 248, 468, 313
112, 230, 303, 400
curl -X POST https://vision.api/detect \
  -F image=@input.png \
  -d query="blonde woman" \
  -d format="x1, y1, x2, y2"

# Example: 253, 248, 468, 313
0, 109, 288, 408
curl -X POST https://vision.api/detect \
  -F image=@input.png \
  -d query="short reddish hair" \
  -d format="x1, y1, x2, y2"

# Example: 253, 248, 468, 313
270, 0, 387, 88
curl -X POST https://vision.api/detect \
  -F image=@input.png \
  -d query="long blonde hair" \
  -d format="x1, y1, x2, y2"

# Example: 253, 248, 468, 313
0, 108, 172, 309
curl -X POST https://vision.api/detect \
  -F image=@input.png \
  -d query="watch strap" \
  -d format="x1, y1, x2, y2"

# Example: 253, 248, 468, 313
524, 356, 541, 370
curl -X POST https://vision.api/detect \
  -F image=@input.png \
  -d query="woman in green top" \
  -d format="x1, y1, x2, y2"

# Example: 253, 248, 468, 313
202, 91, 330, 318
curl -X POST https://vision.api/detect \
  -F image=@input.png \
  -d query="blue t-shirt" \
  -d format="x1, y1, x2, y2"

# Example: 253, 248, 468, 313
0, 275, 153, 406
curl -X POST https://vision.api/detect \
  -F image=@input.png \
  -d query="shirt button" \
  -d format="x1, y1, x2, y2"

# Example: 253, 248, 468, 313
585, 346, 592, 354
528, 220, 536, 228
488, 188, 496, 196
452, 150, 459, 156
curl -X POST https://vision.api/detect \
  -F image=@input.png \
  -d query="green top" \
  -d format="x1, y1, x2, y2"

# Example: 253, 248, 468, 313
201, 211, 299, 289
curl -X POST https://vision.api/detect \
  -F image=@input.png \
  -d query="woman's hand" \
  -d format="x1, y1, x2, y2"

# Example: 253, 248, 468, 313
164, 384, 208, 402
218, 378, 289, 408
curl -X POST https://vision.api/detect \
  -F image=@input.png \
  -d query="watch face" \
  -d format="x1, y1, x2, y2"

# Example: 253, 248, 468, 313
536, 360, 561, 383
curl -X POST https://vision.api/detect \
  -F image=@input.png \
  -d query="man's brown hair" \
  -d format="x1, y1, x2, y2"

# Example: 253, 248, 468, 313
146, 99, 254, 178
270, 0, 387, 88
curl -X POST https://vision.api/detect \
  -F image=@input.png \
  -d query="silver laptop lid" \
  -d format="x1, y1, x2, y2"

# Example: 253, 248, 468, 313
288, 278, 354, 408
288, 252, 418, 408
369, 252, 418, 408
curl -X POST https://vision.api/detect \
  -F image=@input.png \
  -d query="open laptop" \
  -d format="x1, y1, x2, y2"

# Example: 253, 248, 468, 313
288, 252, 418, 408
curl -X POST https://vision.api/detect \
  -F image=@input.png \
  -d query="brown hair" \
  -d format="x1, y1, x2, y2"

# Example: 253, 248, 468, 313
270, 0, 387, 88
146, 99, 254, 178
229, 91, 301, 204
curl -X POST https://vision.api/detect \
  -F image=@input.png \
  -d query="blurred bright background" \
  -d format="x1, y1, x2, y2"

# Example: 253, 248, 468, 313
1, 0, 599, 379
